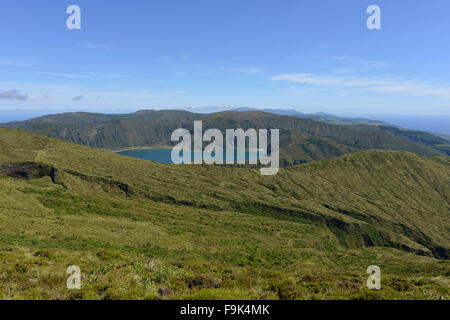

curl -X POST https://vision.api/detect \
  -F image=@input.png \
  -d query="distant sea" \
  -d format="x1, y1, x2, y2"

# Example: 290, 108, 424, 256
366, 115, 450, 135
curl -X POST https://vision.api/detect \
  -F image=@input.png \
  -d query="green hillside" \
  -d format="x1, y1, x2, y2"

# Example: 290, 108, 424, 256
353, 125, 449, 147
1, 111, 445, 165
232, 108, 390, 125
0, 127, 448, 300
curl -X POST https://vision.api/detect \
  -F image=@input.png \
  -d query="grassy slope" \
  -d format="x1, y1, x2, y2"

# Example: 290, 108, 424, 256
0, 127, 449, 300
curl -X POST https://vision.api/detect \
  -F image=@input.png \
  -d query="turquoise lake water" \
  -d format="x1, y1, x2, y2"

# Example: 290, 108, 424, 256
116, 148, 262, 164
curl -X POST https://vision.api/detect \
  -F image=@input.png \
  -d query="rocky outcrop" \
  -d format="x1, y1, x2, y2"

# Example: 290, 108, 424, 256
0, 162, 58, 183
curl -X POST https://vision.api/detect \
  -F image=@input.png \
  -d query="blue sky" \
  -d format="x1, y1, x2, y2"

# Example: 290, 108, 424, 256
1, 0, 450, 116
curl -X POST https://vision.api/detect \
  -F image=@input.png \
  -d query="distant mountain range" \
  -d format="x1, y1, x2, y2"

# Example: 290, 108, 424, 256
2, 110, 449, 166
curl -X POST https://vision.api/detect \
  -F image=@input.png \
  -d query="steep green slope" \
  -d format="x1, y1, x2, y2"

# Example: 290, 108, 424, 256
2, 110, 197, 128
0, 128, 448, 299
1, 111, 444, 165
233, 108, 390, 125
353, 125, 450, 154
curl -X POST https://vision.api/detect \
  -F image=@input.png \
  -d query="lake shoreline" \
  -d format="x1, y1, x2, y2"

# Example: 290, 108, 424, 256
112, 146, 265, 153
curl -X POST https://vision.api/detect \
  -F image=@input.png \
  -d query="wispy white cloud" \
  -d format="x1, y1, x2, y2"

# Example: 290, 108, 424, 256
0, 60, 22, 67
77, 42, 110, 50
162, 90, 189, 95
179, 54, 191, 60
364, 84, 450, 99
42, 72, 125, 79
157, 56, 170, 63
271, 73, 450, 99
332, 56, 389, 74
0, 59, 29, 68
279, 88, 326, 96
333, 56, 388, 67
272, 73, 395, 87
43, 72, 90, 79
213, 66, 266, 73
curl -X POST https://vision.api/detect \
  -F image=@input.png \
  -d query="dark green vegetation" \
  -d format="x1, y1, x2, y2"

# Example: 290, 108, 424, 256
233, 107, 390, 125
2, 111, 448, 167
352, 125, 450, 154
0, 127, 449, 299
